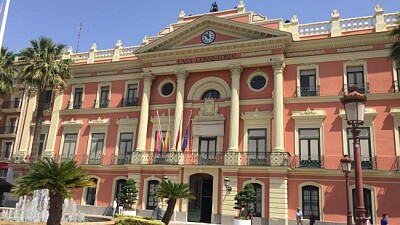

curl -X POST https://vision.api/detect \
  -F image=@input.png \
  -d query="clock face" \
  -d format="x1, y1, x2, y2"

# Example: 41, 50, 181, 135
201, 30, 216, 44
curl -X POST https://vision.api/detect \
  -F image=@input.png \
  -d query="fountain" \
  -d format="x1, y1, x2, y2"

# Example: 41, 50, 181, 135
1, 189, 85, 222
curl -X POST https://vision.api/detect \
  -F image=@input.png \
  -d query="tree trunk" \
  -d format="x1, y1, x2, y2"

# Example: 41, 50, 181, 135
30, 89, 46, 163
47, 192, 63, 225
162, 198, 177, 225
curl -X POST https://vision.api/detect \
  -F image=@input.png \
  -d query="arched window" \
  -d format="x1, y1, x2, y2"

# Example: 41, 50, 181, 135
201, 90, 220, 100
146, 180, 160, 209
86, 178, 97, 205
352, 188, 373, 224
115, 179, 126, 199
251, 183, 262, 217
302, 185, 320, 220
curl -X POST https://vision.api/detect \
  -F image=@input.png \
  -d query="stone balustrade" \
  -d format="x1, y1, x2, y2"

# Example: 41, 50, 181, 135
298, 21, 331, 36
340, 16, 375, 32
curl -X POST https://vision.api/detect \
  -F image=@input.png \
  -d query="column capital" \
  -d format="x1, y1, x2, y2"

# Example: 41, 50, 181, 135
142, 71, 154, 82
229, 64, 243, 76
272, 61, 286, 74
175, 69, 188, 80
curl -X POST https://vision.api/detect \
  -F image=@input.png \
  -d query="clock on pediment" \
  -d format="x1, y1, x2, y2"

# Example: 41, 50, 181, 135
201, 30, 216, 44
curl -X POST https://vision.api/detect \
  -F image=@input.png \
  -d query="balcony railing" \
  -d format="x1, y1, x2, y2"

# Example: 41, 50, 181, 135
111, 154, 132, 165
0, 126, 15, 134
350, 155, 377, 170
297, 85, 320, 97
2, 99, 21, 109
94, 99, 109, 108
346, 82, 369, 94
293, 155, 324, 168
120, 97, 138, 107
82, 154, 103, 165
0, 151, 12, 161
67, 101, 83, 109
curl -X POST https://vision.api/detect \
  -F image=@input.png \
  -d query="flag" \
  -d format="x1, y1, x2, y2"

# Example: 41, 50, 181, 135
163, 130, 169, 151
175, 126, 180, 150
181, 127, 189, 152
155, 129, 161, 152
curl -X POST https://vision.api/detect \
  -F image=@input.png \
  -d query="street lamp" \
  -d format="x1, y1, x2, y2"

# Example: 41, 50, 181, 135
340, 89, 367, 225
340, 155, 352, 225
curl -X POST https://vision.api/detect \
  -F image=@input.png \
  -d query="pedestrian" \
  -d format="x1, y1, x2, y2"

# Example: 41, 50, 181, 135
366, 214, 371, 225
155, 202, 163, 220
296, 207, 303, 225
309, 212, 316, 225
112, 198, 118, 215
381, 213, 389, 225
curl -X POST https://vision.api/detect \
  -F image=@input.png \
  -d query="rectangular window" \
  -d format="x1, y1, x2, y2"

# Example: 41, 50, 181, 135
146, 180, 160, 209
118, 132, 134, 165
4, 142, 12, 158
38, 134, 46, 157
8, 118, 16, 134
199, 136, 217, 165
347, 66, 366, 93
62, 133, 77, 161
73, 88, 83, 109
44, 90, 52, 110
248, 129, 267, 165
86, 178, 97, 205
347, 127, 372, 169
89, 133, 105, 164
302, 186, 320, 220
99, 86, 109, 108
123, 84, 138, 106
300, 69, 317, 96
299, 129, 320, 168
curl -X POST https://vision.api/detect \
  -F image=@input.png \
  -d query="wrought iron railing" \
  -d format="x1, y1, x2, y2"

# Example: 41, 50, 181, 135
346, 82, 369, 94
294, 155, 324, 168
297, 85, 320, 97
111, 154, 132, 165
82, 154, 103, 165
0, 126, 16, 134
94, 99, 109, 108
120, 97, 138, 107
2, 99, 21, 109
67, 101, 82, 109
350, 155, 376, 170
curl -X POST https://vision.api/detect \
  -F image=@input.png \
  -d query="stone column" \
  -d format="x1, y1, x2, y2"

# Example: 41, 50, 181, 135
172, 69, 188, 151
272, 61, 285, 152
135, 72, 154, 152
228, 64, 242, 152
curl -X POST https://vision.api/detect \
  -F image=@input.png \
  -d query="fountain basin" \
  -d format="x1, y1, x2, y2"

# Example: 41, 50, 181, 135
0, 215, 114, 225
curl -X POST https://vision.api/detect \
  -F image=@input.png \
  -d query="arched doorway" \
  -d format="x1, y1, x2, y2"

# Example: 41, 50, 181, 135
188, 173, 213, 223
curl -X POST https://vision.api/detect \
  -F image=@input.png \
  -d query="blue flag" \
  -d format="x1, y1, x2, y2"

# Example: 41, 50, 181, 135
181, 127, 189, 151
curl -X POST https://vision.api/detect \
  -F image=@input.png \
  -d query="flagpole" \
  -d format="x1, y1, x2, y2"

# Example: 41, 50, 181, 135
0, 0, 10, 49
168, 109, 171, 152
156, 110, 164, 152
181, 110, 192, 152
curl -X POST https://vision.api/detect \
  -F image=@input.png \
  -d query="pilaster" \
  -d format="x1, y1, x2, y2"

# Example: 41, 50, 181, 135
269, 176, 288, 225
227, 64, 242, 152
172, 69, 188, 151
135, 72, 154, 152
18, 89, 37, 153
272, 61, 285, 152
44, 93, 63, 154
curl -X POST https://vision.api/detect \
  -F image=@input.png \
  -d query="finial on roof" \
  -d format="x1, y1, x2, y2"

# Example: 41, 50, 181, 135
115, 40, 122, 47
375, 4, 383, 12
90, 43, 97, 51
210, 2, 218, 12
237, 1, 245, 13
291, 15, 298, 23
179, 11, 185, 18
67, 46, 73, 53
331, 9, 339, 18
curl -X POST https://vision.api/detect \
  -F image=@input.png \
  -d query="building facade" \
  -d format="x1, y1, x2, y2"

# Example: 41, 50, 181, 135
3, 2, 400, 225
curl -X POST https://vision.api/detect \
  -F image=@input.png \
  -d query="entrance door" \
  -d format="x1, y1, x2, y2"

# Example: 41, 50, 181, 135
188, 174, 213, 223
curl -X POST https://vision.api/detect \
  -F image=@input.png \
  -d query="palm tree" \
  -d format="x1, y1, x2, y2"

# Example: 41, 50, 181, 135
19, 36, 72, 162
12, 158, 94, 225
152, 180, 195, 225
0, 47, 17, 96
389, 22, 400, 64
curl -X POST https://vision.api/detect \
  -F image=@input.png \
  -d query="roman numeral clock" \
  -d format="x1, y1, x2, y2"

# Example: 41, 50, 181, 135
201, 30, 216, 44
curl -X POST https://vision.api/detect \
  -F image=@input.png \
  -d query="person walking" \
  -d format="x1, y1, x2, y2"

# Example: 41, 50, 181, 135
381, 213, 389, 225
309, 212, 316, 225
112, 198, 118, 215
155, 202, 163, 220
296, 207, 303, 225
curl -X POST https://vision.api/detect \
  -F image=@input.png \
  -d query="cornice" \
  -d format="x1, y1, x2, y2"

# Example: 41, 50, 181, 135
72, 59, 142, 74
284, 93, 400, 104
59, 107, 141, 116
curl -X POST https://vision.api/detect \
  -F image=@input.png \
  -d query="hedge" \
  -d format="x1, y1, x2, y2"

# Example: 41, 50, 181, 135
114, 214, 165, 225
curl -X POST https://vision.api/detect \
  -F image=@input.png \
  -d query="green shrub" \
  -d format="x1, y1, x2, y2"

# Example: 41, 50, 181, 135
114, 214, 164, 225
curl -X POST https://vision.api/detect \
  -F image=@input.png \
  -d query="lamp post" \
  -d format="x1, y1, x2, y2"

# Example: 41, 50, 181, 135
340, 89, 367, 225
340, 155, 352, 225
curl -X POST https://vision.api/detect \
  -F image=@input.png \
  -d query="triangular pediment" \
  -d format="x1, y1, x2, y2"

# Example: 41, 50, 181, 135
136, 15, 291, 54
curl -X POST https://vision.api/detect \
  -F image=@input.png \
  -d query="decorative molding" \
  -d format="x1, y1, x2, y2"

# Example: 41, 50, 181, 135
123, 69, 142, 73
116, 117, 139, 126
142, 72, 154, 82
292, 107, 326, 120
241, 108, 273, 120
229, 64, 243, 75
272, 61, 285, 73
336, 45, 373, 53
175, 69, 188, 80
241, 50, 272, 57
97, 71, 117, 76
61, 118, 84, 129
338, 107, 377, 119
152, 61, 177, 67
88, 117, 110, 127
74, 73, 91, 78
286, 50, 325, 57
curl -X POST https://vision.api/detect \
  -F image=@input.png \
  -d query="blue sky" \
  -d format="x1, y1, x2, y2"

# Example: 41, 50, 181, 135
2, 0, 399, 53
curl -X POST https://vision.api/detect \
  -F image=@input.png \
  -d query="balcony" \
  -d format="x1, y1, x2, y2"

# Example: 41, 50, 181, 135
293, 155, 324, 168
350, 155, 377, 170
1, 99, 21, 113
120, 97, 138, 107
297, 85, 320, 97
82, 154, 103, 165
67, 101, 82, 109
0, 126, 16, 138
111, 154, 132, 165
94, 99, 109, 108
345, 82, 369, 94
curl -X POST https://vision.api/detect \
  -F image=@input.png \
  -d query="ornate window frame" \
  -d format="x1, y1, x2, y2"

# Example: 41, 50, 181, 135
158, 79, 176, 97
297, 64, 319, 97
343, 60, 368, 94
95, 82, 112, 108
298, 182, 324, 221
243, 178, 266, 217
142, 176, 162, 210
82, 175, 100, 206
60, 118, 83, 157
115, 118, 138, 155
292, 108, 326, 158
69, 84, 85, 109
349, 184, 376, 224
390, 107, 400, 156
86, 118, 110, 155
247, 69, 269, 92
110, 176, 127, 204
241, 109, 272, 152
339, 108, 376, 156
187, 77, 230, 100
